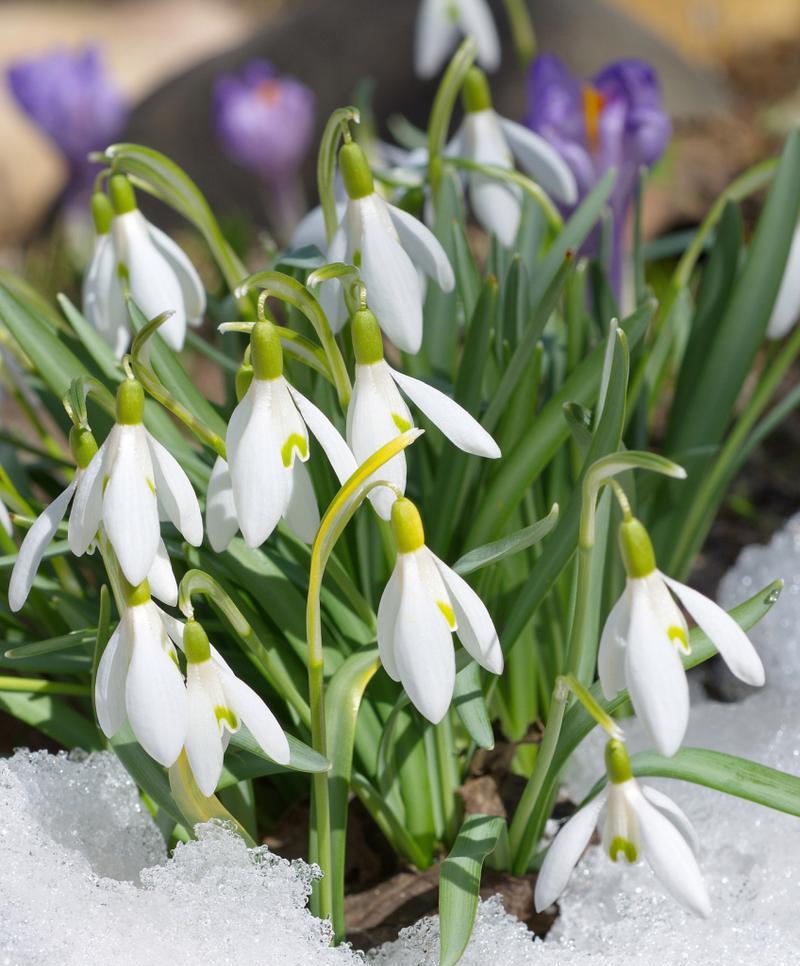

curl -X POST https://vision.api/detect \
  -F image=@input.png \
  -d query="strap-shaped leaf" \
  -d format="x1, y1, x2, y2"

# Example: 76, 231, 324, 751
453, 503, 559, 576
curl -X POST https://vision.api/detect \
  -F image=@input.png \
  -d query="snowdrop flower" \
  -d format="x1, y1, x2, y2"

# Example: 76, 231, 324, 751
378, 497, 503, 723
206, 321, 356, 552
347, 307, 499, 517
767, 221, 800, 339
95, 579, 187, 767
415, 0, 500, 80
454, 67, 577, 247
535, 739, 711, 918
182, 619, 290, 796
319, 141, 454, 354
70, 378, 202, 588
82, 192, 129, 356
83, 175, 206, 354
599, 516, 764, 756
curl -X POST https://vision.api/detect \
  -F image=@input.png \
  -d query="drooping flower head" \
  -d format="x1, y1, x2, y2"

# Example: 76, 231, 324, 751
415, 0, 500, 80
525, 55, 671, 296
213, 60, 316, 187
7, 46, 127, 203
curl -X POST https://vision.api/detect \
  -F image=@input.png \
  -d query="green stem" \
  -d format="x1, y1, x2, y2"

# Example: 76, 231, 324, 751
0, 676, 90, 695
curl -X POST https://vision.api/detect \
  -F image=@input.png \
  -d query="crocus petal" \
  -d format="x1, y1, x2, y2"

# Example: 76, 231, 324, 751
147, 223, 206, 327
661, 574, 765, 687
282, 459, 319, 544
9, 480, 76, 612
359, 196, 425, 354
458, 0, 501, 72
147, 434, 203, 546
432, 552, 503, 674
377, 564, 403, 680
629, 784, 711, 917
598, 590, 630, 700
625, 579, 689, 757
414, 0, 459, 79
125, 604, 187, 767
386, 203, 454, 292
68, 438, 108, 556
103, 426, 160, 586
147, 539, 178, 607
206, 456, 239, 553
388, 365, 500, 457
286, 384, 357, 484
222, 673, 290, 765
534, 794, 606, 912
392, 552, 455, 723
641, 785, 700, 857
185, 666, 224, 797
499, 117, 579, 205
94, 625, 129, 739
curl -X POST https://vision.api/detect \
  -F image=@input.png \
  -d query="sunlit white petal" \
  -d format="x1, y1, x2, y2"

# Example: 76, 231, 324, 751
377, 564, 403, 680
206, 456, 239, 552
222, 672, 290, 765
500, 117, 579, 205
185, 662, 225, 796
386, 203, 454, 291
535, 793, 607, 912
283, 459, 319, 543
147, 434, 203, 546
432, 552, 503, 673
147, 539, 178, 606
598, 590, 630, 700
68, 438, 109, 556
286, 384, 357, 485
95, 625, 130, 739
147, 223, 206, 327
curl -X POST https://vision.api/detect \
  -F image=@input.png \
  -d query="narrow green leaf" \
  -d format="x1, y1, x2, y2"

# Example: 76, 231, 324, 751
218, 731, 330, 787
57, 294, 121, 381
0, 691, 100, 750
453, 503, 559, 576
453, 661, 494, 750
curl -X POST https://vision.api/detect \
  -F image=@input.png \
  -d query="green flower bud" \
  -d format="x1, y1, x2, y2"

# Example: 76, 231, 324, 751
69, 427, 98, 470
391, 497, 425, 554
250, 321, 283, 381
116, 379, 145, 425
351, 308, 384, 365
90, 192, 114, 235
604, 738, 633, 785
108, 174, 137, 215
462, 67, 492, 114
339, 142, 374, 200
618, 517, 656, 579
184, 619, 211, 665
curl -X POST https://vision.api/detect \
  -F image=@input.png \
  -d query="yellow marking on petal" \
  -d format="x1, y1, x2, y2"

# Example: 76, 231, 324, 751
215, 706, 239, 731
582, 85, 606, 153
392, 413, 412, 433
169, 649, 181, 670
437, 600, 456, 629
281, 433, 308, 468
608, 836, 637, 863
146, 477, 156, 495
668, 624, 689, 652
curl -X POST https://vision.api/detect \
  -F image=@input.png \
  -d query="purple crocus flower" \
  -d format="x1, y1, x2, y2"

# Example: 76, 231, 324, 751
7, 47, 127, 204
526, 55, 671, 299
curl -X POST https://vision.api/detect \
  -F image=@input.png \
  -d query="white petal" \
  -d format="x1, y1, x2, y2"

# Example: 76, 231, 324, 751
227, 381, 289, 547
625, 580, 689, 757
0, 497, 11, 535
414, 0, 459, 79
767, 223, 800, 339
95, 624, 130, 739
9, 480, 75, 612
103, 426, 160, 586
82, 234, 130, 356
286, 384, 357, 485
641, 785, 700, 857
457, 0, 501, 72
147, 539, 178, 606
317, 220, 349, 334
113, 210, 187, 351
282, 459, 319, 544
290, 201, 346, 251
272, 377, 310, 468
185, 664, 224, 797
500, 117, 579, 206
359, 196, 425, 354
206, 456, 239, 552
386, 203, 454, 292
461, 110, 521, 247
432, 552, 503, 674
598, 590, 630, 700
389, 365, 500, 457
147, 222, 206, 327
534, 794, 606, 912
222, 673, 290, 765
68, 439, 108, 556
147, 433, 203, 546
392, 552, 455, 723
377, 563, 403, 680
125, 603, 187, 766
661, 574, 765, 687
629, 783, 711, 917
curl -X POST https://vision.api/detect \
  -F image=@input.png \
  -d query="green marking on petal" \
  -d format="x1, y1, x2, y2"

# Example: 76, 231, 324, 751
353, 249, 362, 268
281, 433, 308, 468
437, 600, 456, 629
146, 477, 156, 495
608, 836, 637, 864
392, 413, 412, 433
215, 706, 239, 731
668, 624, 689, 651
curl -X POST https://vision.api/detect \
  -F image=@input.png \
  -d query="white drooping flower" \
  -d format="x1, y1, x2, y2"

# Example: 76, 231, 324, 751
347, 307, 499, 517
319, 141, 454, 354
181, 619, 290, 796
206, 321, 357, 552
454, 67, 578, 246
415, 0, 500, 80
599, 517, 765, 757
95, 583, 187, 767
70, 378, 202, 588
0, 495, 11, 536
535, 739, 711, 918
767, 221, 800, 339
83, 176, 206, 354
378, 497, 503, 723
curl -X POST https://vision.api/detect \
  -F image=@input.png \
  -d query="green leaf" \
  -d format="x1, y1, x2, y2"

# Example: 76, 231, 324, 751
5, 628, 96, 659
218, 730, 329, 788
0, 691, 100, 750
438, 814, 505, 966
453, 661, 494, 750
57, 294, 121, 381
453, 503, 559, 576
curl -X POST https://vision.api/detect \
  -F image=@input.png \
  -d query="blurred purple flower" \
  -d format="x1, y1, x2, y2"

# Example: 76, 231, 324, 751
7, 46, 127, 203
526, 55, 671, 297
213, 60, 315, 187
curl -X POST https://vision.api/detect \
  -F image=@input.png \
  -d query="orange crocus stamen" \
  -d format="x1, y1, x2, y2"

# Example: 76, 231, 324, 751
582, 85, 606, 152
256, 79, 281, 106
